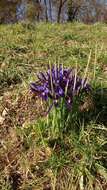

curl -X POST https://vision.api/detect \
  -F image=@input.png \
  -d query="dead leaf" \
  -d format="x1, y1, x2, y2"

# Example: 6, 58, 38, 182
0, 116, 5, 124
2, 108, 9, 117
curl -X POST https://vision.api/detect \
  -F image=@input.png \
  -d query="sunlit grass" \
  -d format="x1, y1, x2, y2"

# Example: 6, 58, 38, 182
0, 22, 107, 189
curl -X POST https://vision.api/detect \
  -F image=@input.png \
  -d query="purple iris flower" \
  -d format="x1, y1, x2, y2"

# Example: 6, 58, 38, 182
30, 65, 91, 112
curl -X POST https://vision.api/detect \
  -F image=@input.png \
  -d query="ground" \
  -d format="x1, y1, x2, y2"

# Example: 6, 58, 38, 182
0, 22, 107, 190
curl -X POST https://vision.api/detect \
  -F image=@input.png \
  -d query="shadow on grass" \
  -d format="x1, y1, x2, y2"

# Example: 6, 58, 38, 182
93, 88, 107, 126
76, 87, 107, 127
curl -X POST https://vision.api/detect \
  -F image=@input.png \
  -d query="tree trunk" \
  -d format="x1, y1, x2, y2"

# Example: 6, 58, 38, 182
44, 0, 48, 22
49, 0, 52, 21
67, 0, 73, 21
57, 0, 67, 23
57, 0, 63, 23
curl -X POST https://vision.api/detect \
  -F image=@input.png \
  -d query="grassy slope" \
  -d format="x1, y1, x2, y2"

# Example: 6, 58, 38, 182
0, 22, 107, 190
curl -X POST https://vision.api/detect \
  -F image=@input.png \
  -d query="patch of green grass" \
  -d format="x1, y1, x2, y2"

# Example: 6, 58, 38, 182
0, 22, 107, 94
0, 22, 107, 189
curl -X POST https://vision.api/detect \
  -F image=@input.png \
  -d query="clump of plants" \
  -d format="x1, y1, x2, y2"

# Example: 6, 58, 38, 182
30, 65, 91, 138
30, 65, 107, 190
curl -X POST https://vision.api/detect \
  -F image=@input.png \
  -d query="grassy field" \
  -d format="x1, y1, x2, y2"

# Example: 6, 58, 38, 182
0, 22, 107, 190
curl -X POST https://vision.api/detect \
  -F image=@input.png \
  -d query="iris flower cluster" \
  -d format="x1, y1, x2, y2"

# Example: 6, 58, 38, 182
30, 65, 91, 111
